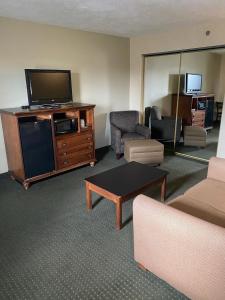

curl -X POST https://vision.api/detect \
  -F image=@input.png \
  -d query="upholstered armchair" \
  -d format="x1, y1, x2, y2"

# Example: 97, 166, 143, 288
145, 106, 182, 142
110, 111, 151, 159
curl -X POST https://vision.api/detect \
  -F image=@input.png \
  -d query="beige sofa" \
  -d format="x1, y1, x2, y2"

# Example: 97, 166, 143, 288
133, 157, 225, 300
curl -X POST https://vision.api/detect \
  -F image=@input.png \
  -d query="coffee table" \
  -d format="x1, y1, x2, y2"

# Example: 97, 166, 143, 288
85, 161, 168, 230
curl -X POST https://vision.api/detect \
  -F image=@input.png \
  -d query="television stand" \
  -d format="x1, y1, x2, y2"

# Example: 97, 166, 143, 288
172, 93, 214, 128
0, 103, 96, 189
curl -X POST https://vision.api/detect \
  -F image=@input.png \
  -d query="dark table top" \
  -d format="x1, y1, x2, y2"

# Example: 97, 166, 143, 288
85, 161, 168, 197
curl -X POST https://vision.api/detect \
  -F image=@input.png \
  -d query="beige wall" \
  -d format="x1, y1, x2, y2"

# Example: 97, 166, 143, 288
0, 17, 130, 174
130, 19, 225, 158
144, 52, 221, 116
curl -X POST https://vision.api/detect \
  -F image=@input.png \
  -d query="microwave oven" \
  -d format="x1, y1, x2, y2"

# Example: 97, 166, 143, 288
54, 117, 78, 135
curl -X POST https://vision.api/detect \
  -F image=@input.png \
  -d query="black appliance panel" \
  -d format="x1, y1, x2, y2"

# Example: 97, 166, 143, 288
19, 118, 55, 178
205, 99, 214, 128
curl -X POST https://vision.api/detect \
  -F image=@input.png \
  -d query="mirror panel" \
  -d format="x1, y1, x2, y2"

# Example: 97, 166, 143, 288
144, 54, 181, 152
175, 49, 223, 160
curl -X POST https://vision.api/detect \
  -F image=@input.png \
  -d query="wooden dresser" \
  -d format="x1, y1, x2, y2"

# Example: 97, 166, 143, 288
172, 94, 214, 129
0, 103, 96, 189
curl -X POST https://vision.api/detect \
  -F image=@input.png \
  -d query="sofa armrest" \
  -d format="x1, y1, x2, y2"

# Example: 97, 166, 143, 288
135, 124, 151, 138
133, 194, 225, 300
207, 156, 225, 183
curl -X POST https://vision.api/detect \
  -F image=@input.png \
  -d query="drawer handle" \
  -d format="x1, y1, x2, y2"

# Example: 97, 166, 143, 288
87, 137, 91, 140
63, 160, 69, 165
62, 143, 67, 147
63, 152, 67, 156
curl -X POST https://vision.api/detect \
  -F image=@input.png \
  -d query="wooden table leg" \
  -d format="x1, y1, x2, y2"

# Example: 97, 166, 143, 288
160, 176, 167, 202
86, 182, 92, 209
116, 200, 122, 230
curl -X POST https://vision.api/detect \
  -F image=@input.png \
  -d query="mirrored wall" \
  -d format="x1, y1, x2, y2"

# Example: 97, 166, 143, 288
143, 53, 181, 152
143, 47, 224, 161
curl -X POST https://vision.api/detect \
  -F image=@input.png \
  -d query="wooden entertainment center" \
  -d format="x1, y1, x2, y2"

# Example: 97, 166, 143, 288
171, 94, 214, 129
0, 103, 96, 189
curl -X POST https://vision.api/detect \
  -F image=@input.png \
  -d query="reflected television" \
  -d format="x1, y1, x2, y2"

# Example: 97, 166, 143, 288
185, 73, 202, 94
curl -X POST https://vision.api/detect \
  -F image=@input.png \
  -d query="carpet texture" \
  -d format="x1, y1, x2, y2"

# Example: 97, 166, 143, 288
0, 148, 208, 299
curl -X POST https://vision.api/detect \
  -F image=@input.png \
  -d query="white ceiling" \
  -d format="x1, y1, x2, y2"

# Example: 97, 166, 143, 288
1, 0, 225, 37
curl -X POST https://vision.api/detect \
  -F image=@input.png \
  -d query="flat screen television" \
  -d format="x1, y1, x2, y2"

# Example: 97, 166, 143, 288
185, 73, 202, 94
25, 69, 73, 106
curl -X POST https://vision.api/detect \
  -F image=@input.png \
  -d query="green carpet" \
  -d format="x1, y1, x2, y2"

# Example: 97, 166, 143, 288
0, 148, 208, 299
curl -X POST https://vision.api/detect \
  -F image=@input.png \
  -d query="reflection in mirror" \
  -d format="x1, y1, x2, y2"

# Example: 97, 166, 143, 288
143, 54, 181, 152
174, 49, 224, 161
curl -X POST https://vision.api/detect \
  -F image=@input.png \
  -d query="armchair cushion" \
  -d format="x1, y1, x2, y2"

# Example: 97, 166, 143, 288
151, 106, 162, 120
135, 124, 151, 138
121, 132, 145, 143
110, 111, 139, 133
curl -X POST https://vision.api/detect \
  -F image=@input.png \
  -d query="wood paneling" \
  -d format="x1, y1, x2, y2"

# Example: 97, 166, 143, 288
1, 114, 25, 180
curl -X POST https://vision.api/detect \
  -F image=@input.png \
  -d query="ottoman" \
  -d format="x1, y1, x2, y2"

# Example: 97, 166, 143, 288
124, 139, 164, 165
184, 126, 207, 147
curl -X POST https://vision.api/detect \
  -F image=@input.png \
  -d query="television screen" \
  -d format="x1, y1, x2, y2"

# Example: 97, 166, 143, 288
25, 69, 73, 106
185, 73, 202, 94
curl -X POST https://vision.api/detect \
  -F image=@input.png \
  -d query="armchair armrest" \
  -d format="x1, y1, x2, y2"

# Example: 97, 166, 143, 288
207, 157, 225, 183
110, 123, 122, 153
135, 124, 151, 138
133, 194, 225, 300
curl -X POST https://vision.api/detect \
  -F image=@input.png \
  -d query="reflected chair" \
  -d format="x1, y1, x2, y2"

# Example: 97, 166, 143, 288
110, 111, 151, 159
145, 106, 182, 142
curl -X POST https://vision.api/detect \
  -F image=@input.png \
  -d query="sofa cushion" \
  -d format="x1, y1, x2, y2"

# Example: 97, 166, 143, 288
169, 194, 225, 228
185, 178, 225, 212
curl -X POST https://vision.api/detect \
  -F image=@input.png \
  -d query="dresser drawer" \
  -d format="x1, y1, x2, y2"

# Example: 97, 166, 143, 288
56, 133, 93, 150
192, 116, 205, 122
57, 142, 93, 156
57, 152, 93, 169
192, 121, 205, 127
57, 147, 93, 161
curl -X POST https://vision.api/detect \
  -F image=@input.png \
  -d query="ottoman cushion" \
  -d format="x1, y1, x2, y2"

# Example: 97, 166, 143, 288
124, 139, 164, 164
